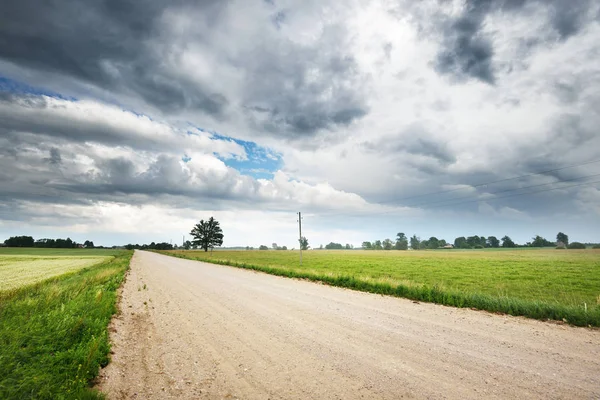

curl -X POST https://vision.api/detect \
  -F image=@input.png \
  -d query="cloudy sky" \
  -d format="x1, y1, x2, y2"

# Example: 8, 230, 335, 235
1, 0, 599, 247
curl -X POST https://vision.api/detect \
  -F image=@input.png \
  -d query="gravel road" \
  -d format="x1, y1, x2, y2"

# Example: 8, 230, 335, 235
98, 250, 600, 399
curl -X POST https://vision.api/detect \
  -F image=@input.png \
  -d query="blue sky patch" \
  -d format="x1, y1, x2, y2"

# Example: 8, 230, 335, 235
0, 76, 76, 101
210, 132, 282, 179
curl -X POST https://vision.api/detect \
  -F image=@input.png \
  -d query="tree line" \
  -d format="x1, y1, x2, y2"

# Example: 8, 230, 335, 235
124, 242, 175, 250
3, 236, 97, 248
359, 232, 589, 250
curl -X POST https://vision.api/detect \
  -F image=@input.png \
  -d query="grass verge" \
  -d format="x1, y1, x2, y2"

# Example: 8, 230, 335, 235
0, 250, 132, 399
164, 251, 600, 328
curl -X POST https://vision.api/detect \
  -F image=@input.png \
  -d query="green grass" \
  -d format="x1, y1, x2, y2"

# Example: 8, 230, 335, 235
0, 250, 132, 399
163, 249, 600, 327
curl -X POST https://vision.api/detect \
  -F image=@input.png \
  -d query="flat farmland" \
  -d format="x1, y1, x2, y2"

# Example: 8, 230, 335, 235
166, 248, 600, 326
0, 248, 119, 292
0, 248, 132, 399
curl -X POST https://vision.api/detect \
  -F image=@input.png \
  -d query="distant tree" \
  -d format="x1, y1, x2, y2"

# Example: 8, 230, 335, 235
531, 235, 554, 247
428, 237, 439, 249
439, 239, 447, 247
373, 240, 383, 250
454, 236, 468, 249
190, 217, 224, 252
319, 244, 324, 249
158, 242, 174, 250
556, 232, 569, 246
281, 245, 288, 250
4, 236, 35, 247
33, 237, 78, 248
83, 240, 95, 248
395, 240, 408, 250
395, 232, 408, 250
272, 243, 278, 250
410, 235, 420, 250
382, 238, 394, 250
299, 236, 309, 250
325, 242, 344, 250
487, 236, 500, 248
125, 244, 134, 250
568, 242, 586, 249
361, 241, 373, 250
419, 240, 429, 249
259, 245, 269, 250
184, 240, 192, 250
501, 235, 516, 248
466, 236, 480, 248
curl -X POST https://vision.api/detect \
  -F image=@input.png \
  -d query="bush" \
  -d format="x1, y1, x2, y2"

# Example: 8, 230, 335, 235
568, 242, 586, 249
593, 245, 600, 249
555, 246, 566, 250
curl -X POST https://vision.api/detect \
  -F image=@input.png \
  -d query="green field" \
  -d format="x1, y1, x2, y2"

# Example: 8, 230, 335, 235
165, 248, 600, 326
0, 247, 123, 256
0, 248, 132, 399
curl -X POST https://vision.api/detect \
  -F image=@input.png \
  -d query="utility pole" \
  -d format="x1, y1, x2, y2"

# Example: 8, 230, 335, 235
297, 211, 303, 265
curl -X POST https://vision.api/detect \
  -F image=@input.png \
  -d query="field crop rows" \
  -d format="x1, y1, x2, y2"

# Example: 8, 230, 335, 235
165, 248, 600, 327
0, 255, 110, 292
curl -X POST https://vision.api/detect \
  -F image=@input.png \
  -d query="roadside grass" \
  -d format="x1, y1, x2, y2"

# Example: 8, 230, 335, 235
163, 249, 600, 327
0, 250, 132, 399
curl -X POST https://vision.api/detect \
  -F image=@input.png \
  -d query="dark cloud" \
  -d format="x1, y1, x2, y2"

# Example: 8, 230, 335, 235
434, 0, 597, 84
45, 148, 62, 165
549, 0, 592, 39
0, 0, 229, 116
240, 24, 369, 137
363, 125, 456, 168
434, 1, 497, 84
0, 0, 368, 137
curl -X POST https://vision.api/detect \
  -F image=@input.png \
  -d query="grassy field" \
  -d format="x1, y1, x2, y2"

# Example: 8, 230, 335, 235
164, 248, 600, 327
0, 248, 132, 399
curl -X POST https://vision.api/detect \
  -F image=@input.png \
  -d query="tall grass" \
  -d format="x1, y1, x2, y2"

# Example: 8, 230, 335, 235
0, 251, 132, 399
164, 250, 600, 327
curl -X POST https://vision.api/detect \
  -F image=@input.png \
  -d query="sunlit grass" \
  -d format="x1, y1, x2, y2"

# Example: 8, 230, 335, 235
0, 249, 132, 399
0, 256, 111, 292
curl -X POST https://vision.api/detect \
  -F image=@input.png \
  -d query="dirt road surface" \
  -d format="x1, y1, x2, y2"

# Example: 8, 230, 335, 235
98, 250, 600, 399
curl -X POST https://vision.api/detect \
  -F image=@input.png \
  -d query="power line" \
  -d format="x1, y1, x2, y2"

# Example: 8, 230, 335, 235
375, 158, 600, 205
402, 172, 600, 209
369, 178, 600, 217
313, 177, 600, 218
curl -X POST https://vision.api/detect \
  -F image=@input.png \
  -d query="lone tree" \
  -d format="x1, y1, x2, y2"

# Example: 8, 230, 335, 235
299, 236, 309, 250
556, 232, 569, 246
190, 217, 224, 252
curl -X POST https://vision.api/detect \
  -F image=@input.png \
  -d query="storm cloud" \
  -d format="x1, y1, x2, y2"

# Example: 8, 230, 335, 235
0, 0, 368, 138
433, 0, 599, 84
